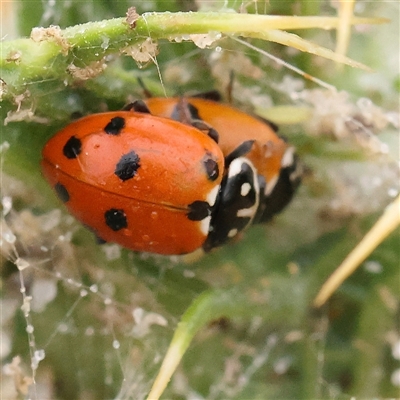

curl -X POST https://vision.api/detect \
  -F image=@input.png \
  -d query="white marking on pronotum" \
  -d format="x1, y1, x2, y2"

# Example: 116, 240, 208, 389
265, 146, 298, 196
230, 157, 260, 226
290, 159, 303, 183
282, 146, 302, 183
264, 175, 279, 196
241, 182, 251, 197
227, 156, 243, 177
206, 185, 220, 207
199, 216, 211, 236
281, 147, 295, 168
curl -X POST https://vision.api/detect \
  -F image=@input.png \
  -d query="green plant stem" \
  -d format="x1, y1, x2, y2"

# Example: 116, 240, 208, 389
147, 287, 250, 399
0, 12, 387, 96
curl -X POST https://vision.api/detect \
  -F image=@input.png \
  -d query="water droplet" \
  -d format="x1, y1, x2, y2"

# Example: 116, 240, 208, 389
16, 257, 30, 270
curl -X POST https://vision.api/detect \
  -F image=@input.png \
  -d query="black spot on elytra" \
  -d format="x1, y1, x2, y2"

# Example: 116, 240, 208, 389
187, 201, 211, 221
115, 151, 141, 181
104, 116, 125, 135
54, 182, 70, 203
202, 153, 219, 181
63, 136, 82, 159
104, 208, 127, 231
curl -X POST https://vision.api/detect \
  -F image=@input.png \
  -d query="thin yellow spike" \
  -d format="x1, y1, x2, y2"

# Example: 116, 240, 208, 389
314, 195, 400, 307
335, 0, 355, 58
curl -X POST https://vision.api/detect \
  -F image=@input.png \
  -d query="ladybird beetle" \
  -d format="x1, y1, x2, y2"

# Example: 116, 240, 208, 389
128, 94, 302, 225
42, 111, 263, 255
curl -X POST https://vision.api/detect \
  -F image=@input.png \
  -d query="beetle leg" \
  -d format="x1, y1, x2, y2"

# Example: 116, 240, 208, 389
123, 100, 152, 113
224, 140, 255, 166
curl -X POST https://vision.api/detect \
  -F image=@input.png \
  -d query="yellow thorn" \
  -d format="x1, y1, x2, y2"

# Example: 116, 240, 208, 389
335, 0, 355, 58
314, 195, 400, 307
